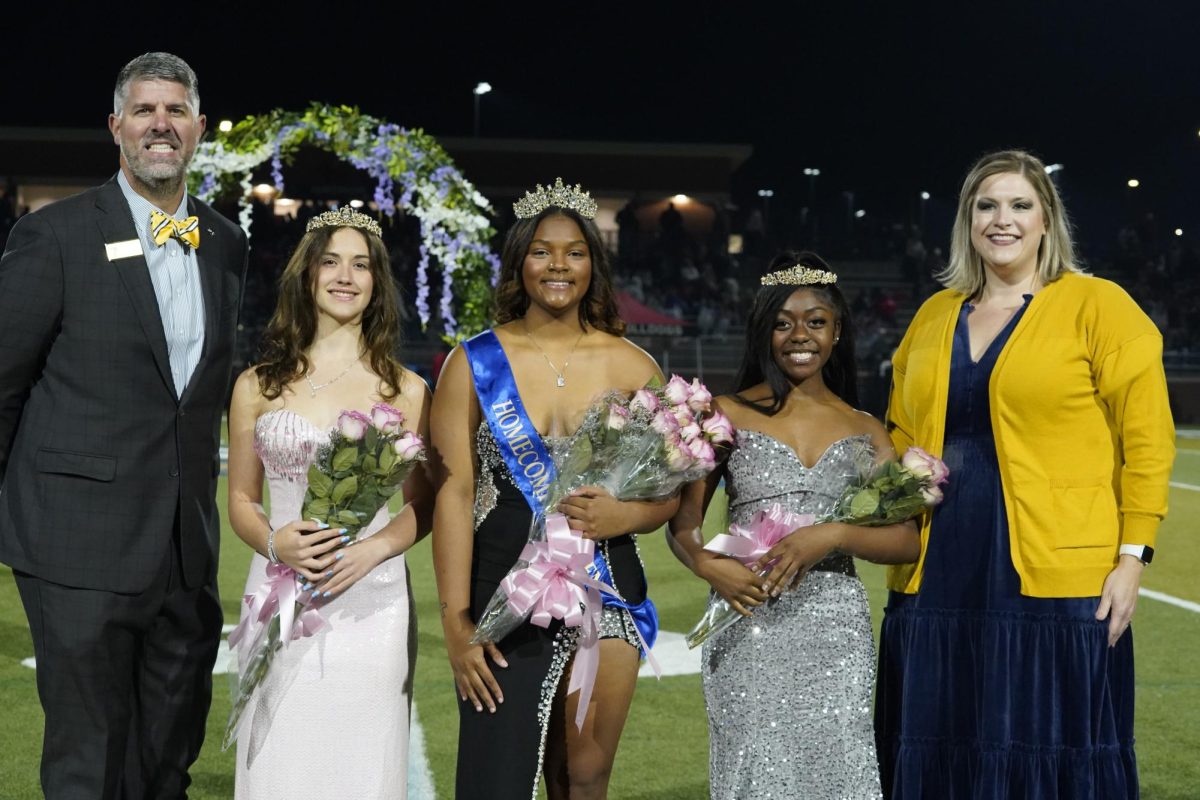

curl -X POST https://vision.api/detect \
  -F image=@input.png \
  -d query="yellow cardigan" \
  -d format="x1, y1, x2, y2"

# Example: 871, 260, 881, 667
885, 272, 1174, 597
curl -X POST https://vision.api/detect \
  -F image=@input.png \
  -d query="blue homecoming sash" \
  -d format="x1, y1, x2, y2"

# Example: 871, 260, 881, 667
464, 330, 658, 654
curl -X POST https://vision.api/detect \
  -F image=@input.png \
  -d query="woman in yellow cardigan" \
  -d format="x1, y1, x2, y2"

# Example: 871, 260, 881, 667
874, 150, 1174, 799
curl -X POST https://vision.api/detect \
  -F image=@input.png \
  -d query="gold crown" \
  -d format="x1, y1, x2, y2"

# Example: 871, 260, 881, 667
306, 206, 383, 238
513, 177, 598, 220
760, 264, 838, 286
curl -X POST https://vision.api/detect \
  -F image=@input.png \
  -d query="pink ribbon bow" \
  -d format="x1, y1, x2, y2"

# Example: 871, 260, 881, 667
501, 513, 626, 729
229, 562, 327, 649
704, 503, 814, 565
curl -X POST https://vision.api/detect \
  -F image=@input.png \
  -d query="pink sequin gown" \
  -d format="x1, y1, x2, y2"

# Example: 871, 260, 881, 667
235, 409, 415, 799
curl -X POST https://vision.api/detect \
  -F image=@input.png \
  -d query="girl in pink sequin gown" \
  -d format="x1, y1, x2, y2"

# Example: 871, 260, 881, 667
226, 213, 434, 799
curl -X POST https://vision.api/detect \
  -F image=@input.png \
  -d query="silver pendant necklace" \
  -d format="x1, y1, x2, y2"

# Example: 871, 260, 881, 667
304, 358, 357, 397
524, 326, 585, 388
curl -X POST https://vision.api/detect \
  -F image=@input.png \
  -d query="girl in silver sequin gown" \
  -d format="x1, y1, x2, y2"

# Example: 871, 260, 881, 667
226, 216, 434, 799
670, 252, 919, 800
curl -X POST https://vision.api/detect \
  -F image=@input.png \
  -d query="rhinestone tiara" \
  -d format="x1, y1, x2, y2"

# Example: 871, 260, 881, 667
513, 177, 598, 220
306, 206, 383, 238
760, 264, 839, 286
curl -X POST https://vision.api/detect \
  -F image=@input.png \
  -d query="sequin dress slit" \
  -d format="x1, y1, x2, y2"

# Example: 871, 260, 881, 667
455, 421, 647, 800
875, 298, 1137, 799
235, 409, 415, 799
703, 430, 883, 800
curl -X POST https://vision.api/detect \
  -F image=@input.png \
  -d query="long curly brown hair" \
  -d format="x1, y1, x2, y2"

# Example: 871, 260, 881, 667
493, 208, 625, 335
256, 225, 405, 400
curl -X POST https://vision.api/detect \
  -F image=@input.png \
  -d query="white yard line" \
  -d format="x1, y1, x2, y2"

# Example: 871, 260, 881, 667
1170, 481, 1200, 491
1139, 588, 1200, 614
408, 702, 437, 799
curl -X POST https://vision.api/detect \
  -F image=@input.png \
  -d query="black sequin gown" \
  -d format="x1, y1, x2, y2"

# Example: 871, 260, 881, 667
455, 423, 647, 800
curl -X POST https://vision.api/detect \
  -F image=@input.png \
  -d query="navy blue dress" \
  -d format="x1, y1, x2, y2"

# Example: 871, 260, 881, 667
875, 298, 1137, 799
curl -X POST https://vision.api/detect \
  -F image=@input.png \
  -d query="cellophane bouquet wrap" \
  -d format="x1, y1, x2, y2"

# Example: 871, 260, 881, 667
471, 375, 733, 647
223, 403, 425, 749
685, 445, 949, 649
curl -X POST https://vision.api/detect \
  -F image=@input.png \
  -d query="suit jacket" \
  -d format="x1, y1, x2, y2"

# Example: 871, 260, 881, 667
0, 176, 248, 592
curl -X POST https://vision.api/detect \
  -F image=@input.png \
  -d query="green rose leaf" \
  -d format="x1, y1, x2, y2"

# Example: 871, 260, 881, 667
337, 510, 360, 527
331, 447, 358, 474
331, 475, 359, 505
379, 446, 396, 473
307, 465, 333, 498
559, 437, 593, 480
362, 455, 378, 473
848, 488, 880, 519
304, 497, 331, 519
365, 426, 379, 452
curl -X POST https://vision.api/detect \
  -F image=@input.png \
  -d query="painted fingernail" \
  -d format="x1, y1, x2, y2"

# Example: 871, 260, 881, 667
316, 522, 330, 529
336, 552, 344, 561
341, 535, 351, 543
322, 591, 332, 598
338, 528, 348, 534
325, 570, 334, 578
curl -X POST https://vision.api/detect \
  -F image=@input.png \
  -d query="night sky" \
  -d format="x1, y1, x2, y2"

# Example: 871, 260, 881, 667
4, 2, 1197, 254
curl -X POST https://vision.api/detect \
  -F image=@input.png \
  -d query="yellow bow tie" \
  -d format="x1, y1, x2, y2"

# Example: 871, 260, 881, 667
149, 209, 201, 250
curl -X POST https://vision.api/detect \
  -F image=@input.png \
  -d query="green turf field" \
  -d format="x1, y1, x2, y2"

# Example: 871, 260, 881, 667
1, 439, 1197, 798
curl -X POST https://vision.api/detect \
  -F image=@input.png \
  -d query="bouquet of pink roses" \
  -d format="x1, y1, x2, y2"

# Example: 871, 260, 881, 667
685, 445, 948, 648
223, 403, 425, 749
470, 376, 731, 727
473, 375, 733, 645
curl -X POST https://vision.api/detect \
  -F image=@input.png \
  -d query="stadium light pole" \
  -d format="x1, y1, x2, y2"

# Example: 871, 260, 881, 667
757, 188, 775, 236
473, 82, 492, 137
804, 168, 820, 239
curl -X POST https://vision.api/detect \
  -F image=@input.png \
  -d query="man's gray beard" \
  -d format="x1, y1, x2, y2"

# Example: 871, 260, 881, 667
121, 141, 188, 197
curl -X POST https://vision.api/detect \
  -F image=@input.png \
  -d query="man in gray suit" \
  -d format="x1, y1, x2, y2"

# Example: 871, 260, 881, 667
0, 52, 247, 798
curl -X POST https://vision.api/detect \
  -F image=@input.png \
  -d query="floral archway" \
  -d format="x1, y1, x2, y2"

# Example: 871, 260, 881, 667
187, 103, 500, 343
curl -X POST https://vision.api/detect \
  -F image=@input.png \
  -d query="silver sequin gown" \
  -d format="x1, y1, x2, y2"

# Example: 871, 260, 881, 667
703, 430, 883, 800
234, 409, 415, 799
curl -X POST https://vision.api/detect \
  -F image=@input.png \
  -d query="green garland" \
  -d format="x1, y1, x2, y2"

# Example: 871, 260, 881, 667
188, 103, 500, 342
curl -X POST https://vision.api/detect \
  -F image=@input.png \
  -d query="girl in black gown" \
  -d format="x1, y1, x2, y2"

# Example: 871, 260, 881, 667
431, 181, 677, 800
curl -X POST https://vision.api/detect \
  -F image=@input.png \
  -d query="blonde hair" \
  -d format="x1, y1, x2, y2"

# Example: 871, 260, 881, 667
939, 149, 1083, 297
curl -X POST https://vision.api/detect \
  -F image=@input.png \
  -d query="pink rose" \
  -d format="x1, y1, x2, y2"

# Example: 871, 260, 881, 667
392, 432, 425, 461
687, 378, 713, 413
901, 446, 949, 485
665, 439, 694, 472
679, 421, 702, 443
650, 410, 680, 435
370, 402, 405, 434
701, 411, 735, 445
663, 375, 692, 408
686, 437, 715, 465
336, 410, 371, 441
630, 388, 660, 413
606, 403, 630, 431
920, 484, 945, 506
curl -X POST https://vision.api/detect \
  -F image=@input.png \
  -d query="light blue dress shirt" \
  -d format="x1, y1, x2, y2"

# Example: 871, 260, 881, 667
117, 171, 207, 398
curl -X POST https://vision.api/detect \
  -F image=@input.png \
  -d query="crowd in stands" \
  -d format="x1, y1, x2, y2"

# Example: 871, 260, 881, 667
1, 188, 1195, 376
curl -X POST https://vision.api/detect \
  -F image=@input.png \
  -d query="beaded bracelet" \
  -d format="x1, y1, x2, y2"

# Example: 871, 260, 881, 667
266, 525, 280, 564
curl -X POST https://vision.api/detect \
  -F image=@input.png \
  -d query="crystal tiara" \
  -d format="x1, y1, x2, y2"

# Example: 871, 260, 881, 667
306, 206, 383, 238
513, 177, 598, 220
